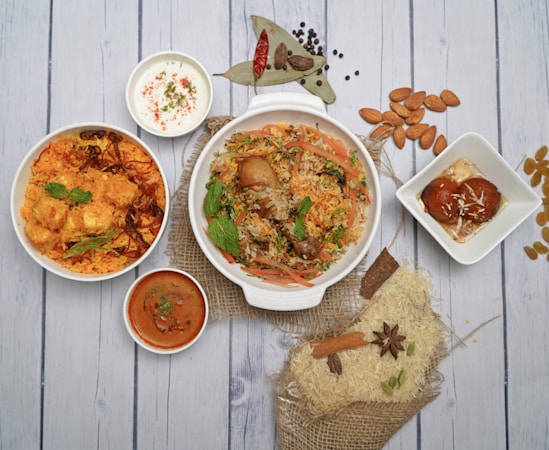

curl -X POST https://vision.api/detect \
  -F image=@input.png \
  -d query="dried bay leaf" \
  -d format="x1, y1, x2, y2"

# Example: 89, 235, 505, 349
251, 15, 336, 104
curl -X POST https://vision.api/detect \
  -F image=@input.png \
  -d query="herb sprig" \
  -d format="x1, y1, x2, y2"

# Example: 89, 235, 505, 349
294, 196, 313, 240
63, 229, 119, 259
45, 182, 92, 204
204, 177, 240, 257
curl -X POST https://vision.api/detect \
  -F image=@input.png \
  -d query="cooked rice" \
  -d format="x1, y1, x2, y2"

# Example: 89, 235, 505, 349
204, 123, 370, 286
20, 131, 166, 274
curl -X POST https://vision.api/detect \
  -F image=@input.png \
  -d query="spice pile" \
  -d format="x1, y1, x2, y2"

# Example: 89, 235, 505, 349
217, 16, 336, 103
523, 144, 549, 261
359, 88, 461, 155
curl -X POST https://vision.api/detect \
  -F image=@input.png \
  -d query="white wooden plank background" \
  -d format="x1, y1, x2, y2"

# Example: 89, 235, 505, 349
1, 0, 548, 449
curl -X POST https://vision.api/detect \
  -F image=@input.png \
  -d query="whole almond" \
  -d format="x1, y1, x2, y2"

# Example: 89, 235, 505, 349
420, 125, 437, 149
405, 108, 425, 125
440, 89, 461, 106
433, 134, 448, 155
359, 107, 383, 124
390, 101, 411, 118
389, 87, 413, 102
424, 94, 447, 112
404, 91, 426, 110
393, 126, 406, 149
370, 124, 394, 139
405, 123, 429, 139
382, 110, 404, 127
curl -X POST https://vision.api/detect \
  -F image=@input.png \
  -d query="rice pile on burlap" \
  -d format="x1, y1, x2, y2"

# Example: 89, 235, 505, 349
167, 116, 384, 335
276, 253, 449, 450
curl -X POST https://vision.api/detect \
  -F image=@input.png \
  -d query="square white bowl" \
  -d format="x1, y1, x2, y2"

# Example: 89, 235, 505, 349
396, 132, 541, 264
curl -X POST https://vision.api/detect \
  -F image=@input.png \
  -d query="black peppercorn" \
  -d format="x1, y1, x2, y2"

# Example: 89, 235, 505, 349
355, 70, 360, 76
316, 80, 322, 86
345, 75, 350, 80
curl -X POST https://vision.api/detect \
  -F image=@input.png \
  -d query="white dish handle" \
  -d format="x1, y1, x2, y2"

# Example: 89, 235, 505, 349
246, 92, 326, 115
242, 284, 326, 311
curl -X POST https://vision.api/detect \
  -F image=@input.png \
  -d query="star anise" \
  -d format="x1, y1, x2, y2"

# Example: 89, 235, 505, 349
372, 322, 406, 359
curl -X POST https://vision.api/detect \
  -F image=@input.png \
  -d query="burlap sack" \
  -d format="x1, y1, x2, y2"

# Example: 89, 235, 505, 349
274, 254, 448, 450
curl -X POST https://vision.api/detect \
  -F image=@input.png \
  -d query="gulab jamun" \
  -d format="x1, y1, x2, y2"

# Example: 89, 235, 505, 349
458, 177, 501, 223
421, 177, 460, 223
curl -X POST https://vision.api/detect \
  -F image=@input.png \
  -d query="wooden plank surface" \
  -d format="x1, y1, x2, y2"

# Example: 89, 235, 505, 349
1, 0, 548, 449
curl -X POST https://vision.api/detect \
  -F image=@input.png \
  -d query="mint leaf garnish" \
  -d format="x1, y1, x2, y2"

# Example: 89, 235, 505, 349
208, 216, 240, 257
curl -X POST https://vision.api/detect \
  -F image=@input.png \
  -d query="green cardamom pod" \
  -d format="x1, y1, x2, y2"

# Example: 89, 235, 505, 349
381, 382, 393, 396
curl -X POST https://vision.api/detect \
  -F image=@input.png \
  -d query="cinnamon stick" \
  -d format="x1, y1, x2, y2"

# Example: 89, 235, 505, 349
360, 247, 399, 299
309, 331, 370, 358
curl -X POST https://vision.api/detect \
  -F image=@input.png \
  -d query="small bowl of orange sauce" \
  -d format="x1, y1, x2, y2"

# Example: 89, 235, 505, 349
123, 268, 209, 354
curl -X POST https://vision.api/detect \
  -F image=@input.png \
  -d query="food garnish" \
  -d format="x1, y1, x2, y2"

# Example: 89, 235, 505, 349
63, 229, 120, 258
372, 322, 406, 359
45, 182, 92, 204
207, 216, 240, 258
294, 196, 312, 240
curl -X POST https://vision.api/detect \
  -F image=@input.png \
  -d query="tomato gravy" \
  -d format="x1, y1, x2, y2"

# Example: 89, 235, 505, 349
127, 270, 207, 350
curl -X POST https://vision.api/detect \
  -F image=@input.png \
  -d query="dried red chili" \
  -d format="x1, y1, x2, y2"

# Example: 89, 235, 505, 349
253, 29, 269, 92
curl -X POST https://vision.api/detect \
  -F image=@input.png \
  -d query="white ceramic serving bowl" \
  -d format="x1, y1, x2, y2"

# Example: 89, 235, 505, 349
188, 92, 381, 311
123, 268, 209, 355
10, 122, 170, 282
396, 132, 541, 264
126, 51, 213, 138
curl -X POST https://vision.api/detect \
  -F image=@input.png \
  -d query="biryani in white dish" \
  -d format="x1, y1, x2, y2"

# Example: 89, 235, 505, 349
203, 122, 371, 287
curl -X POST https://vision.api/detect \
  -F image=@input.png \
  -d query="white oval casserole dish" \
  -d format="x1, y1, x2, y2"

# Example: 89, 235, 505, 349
188, 93, 381, 311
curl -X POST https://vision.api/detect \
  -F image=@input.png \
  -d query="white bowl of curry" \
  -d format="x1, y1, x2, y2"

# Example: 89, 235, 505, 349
10, 123, 170, 281
123, 268, 209, 354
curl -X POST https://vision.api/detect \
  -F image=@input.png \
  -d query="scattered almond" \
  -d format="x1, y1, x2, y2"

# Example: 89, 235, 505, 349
389, 87, 413, 102
419, 125, 437, 149
433, 134, 448, 155
393, 126, 406, 149
359, 87, 461, 154
370, 124, 394, 139
405, 108, 425, 125
382, 110, 404, 127
404, 91, 426, 110
359, 107, 383, 124
424, 94, 447, 112
440, 89, 461, 106
405, 123, 429, 140
390, 101, 411, 118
